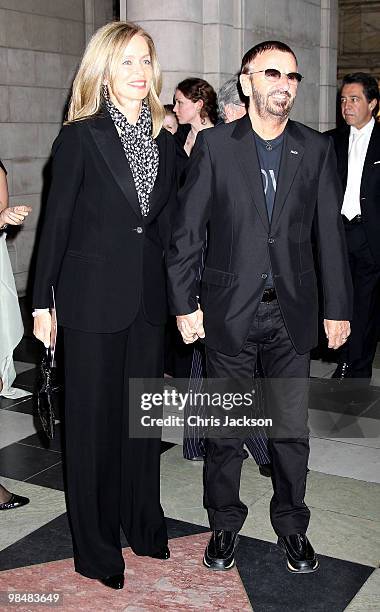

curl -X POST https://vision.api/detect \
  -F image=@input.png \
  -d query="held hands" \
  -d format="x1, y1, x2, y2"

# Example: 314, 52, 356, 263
176, 307, 205, 344
324, 319, 351, 350
33, 312, 52, 349
0, 205, 32, 227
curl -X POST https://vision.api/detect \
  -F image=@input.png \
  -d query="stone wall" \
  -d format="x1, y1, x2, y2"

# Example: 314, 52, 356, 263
0, 0, 113, 295
338, 0, 380, 80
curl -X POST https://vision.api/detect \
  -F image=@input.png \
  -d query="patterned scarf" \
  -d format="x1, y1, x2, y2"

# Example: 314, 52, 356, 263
104, 87, 159, 217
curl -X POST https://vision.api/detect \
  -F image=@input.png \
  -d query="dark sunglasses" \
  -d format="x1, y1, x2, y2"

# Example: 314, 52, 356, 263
247, 68, 303, 83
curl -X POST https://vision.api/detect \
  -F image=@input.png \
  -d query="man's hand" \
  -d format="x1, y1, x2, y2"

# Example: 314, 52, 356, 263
33, 311, 52, 348
176, 307, 205, 344
0, 205, 32, 227
324, 319, 351, 350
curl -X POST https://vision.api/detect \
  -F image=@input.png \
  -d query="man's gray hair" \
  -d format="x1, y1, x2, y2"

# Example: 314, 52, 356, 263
217, 76, 245, 121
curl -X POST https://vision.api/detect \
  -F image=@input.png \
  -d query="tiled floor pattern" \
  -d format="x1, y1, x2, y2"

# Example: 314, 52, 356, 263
0, 532, 252, 611
1, 360, 379, 610
0, 516, 374, 612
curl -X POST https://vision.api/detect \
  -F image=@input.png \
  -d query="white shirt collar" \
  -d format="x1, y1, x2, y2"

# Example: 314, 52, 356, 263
350, 116, 375, 138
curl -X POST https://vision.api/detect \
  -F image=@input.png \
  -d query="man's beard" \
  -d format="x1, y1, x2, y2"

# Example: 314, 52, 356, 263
251, 83, 294, 121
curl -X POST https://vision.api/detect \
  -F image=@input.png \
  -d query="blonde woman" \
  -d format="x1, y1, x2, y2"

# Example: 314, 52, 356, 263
33, 22, 176, 589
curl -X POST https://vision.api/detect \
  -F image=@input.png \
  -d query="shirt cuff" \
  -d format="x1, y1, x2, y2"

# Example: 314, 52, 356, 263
32, 309, 49, 317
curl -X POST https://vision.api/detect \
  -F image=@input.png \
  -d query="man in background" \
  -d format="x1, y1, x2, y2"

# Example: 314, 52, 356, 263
329, 73, 380, 382
217, 75, 247, 123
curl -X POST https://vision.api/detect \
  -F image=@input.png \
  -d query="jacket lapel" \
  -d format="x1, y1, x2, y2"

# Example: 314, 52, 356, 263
146, 129, 168, 217
232, 115, 270, 232
335, 126, 349, 187
89, 112, 142, 219
270, 120, 304, 230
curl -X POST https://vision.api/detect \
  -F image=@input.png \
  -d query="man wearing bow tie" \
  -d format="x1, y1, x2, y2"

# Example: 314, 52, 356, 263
168, 41, 352, 574
329, 74, 380, 382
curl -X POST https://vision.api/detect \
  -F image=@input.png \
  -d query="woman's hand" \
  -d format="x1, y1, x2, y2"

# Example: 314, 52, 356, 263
33, 312, 52, 348
0, 205, 32, 227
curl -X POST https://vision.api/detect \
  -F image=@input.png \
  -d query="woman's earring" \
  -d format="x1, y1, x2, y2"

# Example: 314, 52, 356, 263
103, 83, 109, 99
201, 116, 206, 125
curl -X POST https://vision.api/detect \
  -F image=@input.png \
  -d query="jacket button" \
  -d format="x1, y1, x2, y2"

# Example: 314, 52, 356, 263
135, 226, 143, 234
268, 237, 275, 244
261, 273, 268, 279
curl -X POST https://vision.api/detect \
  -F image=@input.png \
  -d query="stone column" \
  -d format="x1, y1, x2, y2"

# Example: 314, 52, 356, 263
125, 0, 339, 128
319, 0, 339, 132
126, 0, 204, 102
203, 0, 244, 91
338, 0, 380, 80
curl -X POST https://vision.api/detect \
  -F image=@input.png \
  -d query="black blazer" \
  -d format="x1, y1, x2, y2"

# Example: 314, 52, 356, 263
33, 111, 176, 333
168, 114, 353, 356
328, 121, 380, 266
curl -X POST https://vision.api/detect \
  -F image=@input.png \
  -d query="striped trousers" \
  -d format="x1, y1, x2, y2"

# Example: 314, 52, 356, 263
182, 345, 271, 464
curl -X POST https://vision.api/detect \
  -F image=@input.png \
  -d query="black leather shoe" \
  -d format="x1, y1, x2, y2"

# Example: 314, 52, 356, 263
203, 530, 238, 570
278, 534, 319, 573
0, 493, 30, 511
99, 574, 124, 589
150, 546, 170, 560
332, 362, 351, 379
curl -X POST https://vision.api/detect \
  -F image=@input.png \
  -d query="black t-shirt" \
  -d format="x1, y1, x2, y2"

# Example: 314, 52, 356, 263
254, 131, 284, 221
254, 131, 284, 288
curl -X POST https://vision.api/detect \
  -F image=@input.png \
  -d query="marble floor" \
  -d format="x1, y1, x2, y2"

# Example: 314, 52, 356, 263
0, 345, 380, 610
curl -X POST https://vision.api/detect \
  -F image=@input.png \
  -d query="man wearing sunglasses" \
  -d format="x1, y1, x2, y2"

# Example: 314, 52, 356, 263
168, 41, 352, 574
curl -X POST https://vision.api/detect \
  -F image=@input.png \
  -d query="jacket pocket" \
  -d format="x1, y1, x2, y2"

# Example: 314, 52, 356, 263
65, 250, 106, 263
202, 267, 235, 288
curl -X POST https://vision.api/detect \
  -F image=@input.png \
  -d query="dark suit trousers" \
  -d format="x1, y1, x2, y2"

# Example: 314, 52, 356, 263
63, 309, 167, 579
204, 300, 311, 536
339, 224, 380, 378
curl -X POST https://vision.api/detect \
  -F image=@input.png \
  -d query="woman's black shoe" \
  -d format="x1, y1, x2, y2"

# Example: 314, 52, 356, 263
99, 574, 124, 589
150, 546, 170, 560
0, 493, 30, 511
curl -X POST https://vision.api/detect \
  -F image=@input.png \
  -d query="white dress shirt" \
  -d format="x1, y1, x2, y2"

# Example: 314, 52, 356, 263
341, 117, 375, 220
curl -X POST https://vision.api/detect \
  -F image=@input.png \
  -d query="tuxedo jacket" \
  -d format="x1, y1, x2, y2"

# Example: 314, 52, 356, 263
33, 111, 176, 333
328, 121, 380, 266
168, 114, 353, 356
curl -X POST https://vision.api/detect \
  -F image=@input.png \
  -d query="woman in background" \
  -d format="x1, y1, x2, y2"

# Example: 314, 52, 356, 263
0, 161, 31, 509
169, 79, 218, 457
33, 21, 176, 589
173, 77, 218, 183
0, 163, 32, 398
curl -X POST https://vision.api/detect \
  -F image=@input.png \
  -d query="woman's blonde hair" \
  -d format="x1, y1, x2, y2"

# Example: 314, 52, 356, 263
66, 21, 164, 138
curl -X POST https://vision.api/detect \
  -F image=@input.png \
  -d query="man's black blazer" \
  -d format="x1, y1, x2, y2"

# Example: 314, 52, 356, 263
328, 121, 380, 267
168, 114, 353, 356
33, 111, 176, 333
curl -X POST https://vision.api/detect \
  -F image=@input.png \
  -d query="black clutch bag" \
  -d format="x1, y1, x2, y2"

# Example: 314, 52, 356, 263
37, 287, 58, 440
37, 347, 56, 439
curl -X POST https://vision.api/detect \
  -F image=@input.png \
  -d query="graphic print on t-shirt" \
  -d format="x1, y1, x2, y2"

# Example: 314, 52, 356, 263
254, 131, 284, 288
